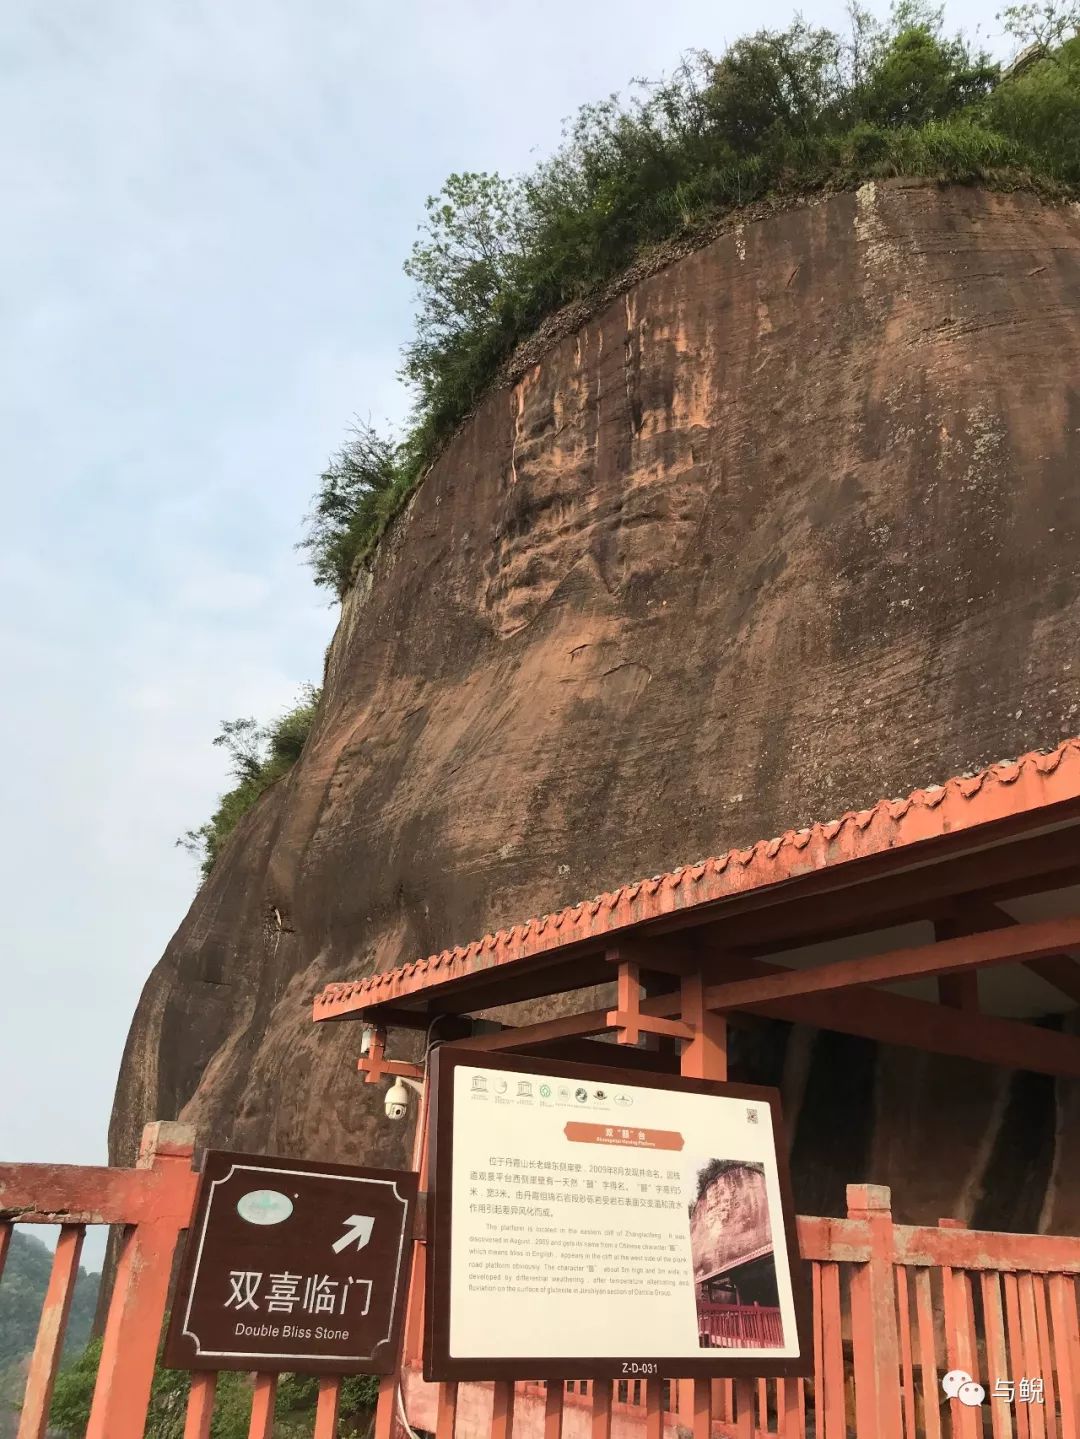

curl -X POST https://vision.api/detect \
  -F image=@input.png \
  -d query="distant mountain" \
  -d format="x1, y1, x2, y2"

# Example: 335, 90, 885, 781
0, 1230, 100, 1435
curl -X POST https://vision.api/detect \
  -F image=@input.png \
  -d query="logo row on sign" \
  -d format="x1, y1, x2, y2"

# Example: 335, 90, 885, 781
471, 1074, 633, 1106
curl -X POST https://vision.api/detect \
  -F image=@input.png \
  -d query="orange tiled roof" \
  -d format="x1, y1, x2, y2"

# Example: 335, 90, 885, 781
313, 737, 1080, 1022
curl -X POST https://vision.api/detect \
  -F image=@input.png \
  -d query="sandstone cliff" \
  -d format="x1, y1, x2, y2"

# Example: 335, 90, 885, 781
110, 182, 1080, 1232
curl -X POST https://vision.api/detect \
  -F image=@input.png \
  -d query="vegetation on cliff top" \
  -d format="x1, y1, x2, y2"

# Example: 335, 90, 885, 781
300, 0, 1080, 596
182, 0, 1080, 882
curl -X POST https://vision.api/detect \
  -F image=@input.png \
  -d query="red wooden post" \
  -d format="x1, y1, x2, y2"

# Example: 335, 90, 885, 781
1017, 1275, 1049, 1439
819, 1262, 846, 1439
607, 952, 692, 1046
403, 1063, 432, 1367
690, 1378, 711, 1439
613, 958, 640, 1046
1004, 1274, 1033, 1439
712, 1377, 731, 1423
374, 1372, 398, 1439
679, 971, 727, 1082
544, 1380, 565, 1439
314, 1376, 341, 1439
436, 1381, 458, 1439
894, 1265, 917, 1439
978, 1272, 1014, 1439
17, 1223, 85, 1439
847, 1184, 902, 1439
182, 1374, 217, 1439
492, 1380, 515, 1439
1031, 1277, 1059, 1435
778, 1375, 804, 1437
939, 1217, 981, 1439
1049, 1274, 1080, 1438
591, 1378, 613, 1439
644, 1376, 664, 1439
680, 972, 725, 1435
248, 1374, 277, 1439
359, 1025, 389, 1082
912, 1267, 942, 1439
734, 1376, 754, 1439
85, 1122, 198, 1439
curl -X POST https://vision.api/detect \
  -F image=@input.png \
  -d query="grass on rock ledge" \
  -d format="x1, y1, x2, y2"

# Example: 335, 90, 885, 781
179, 686, 321, 879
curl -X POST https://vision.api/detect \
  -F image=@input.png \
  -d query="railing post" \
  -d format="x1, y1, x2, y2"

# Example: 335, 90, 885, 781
373, 1373, 398, 1439
846, 1183, 903, 1439
680, 972, 727, 1438
17, 1223, 86, 1439
85, 1122, 197, 1439
938, 1217, 981, 1439
314, 1377, 342, 1439
182, 1373, 217, 1439
402, 1071, 431, 1367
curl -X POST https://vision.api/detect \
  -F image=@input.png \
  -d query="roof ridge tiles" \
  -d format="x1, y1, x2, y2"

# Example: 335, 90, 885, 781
315, 735, 1080, 1016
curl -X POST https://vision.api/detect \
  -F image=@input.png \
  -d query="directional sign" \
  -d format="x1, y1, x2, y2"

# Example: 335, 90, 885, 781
163, 1151, 417, 1374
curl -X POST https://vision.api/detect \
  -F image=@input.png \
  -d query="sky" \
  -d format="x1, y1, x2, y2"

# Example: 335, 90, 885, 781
2, 0, 1007, 1268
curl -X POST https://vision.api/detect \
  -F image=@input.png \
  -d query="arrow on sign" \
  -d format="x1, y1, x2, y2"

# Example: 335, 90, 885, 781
332, 1215, 375, 1254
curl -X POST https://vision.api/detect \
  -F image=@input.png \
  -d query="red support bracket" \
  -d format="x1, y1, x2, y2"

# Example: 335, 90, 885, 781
605, 953, 695, 1045
356, 1027, 423, 1084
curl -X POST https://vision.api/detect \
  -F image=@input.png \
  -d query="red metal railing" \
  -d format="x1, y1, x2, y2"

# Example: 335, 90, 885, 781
3, 1133, 1080, 1437
696, 1304, 785, 1350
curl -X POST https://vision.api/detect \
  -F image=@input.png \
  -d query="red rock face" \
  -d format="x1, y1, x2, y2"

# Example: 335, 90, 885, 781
110, 183, 1080, 1230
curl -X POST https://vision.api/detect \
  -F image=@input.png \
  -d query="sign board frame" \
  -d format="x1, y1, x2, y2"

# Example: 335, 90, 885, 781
424, 1047, 812, 1381
163, 1150, 417, 1375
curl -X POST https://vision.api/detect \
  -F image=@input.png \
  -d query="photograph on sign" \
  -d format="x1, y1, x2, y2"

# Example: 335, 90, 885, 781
425, 1048, 811, 1380
163, 1151, 417, 1375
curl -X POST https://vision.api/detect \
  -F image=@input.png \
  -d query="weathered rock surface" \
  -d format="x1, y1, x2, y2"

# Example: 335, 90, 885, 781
110, 183, 1080, 1229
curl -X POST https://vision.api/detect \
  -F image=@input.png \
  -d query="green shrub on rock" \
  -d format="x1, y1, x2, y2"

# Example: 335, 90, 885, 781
298, 2, 1080, 598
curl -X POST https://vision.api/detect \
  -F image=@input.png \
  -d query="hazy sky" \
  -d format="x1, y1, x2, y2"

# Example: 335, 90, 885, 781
3, 0, 1008, 1264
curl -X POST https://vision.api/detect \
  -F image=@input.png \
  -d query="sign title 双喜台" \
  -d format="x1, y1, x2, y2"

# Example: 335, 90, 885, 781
425, 1049, 811, 1381
164, 1152, 416, 1374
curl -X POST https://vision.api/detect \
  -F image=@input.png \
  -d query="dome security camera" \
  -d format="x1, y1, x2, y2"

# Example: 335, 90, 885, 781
385, 1077, 410, 1121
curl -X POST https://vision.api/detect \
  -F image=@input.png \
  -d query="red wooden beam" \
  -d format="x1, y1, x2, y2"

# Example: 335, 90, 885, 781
462, 1008, 613, 1051
939, 897, 1080, 1006
699, 915, 1080, 1012
634, 953, 1080, 1078
750, 985, 1080, 1078
0, 1161, 197, 1227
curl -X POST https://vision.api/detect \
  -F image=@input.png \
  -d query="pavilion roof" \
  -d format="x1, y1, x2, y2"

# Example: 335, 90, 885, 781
313, 736, 1080, 1023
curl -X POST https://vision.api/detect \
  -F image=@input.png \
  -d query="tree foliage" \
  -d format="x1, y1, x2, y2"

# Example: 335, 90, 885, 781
178, 686, 322, 879
297, 424, 404, 595
298, 1, 1080, 596
0, 1229, 99, 1379
47, 1336, 378, 1438
0, 1233, 100, 1436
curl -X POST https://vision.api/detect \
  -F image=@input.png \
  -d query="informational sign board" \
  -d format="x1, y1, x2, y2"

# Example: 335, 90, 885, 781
164, 1151, 417, 1374
425, 1049, 811, 1380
